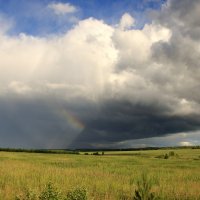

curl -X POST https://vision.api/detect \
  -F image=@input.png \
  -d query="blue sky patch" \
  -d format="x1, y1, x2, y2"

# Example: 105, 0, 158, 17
0, 0, 166, 36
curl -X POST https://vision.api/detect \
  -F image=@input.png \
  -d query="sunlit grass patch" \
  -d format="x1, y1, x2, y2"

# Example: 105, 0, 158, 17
0, 149, 200, 199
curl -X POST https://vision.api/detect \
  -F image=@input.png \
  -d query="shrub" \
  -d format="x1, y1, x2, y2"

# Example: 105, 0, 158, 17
39, 182, 61, 200
169, 151, 175, 156
164, 154, 169, 159
133, 173, 159, 200
65, 187, 87, 200
92, 152, 99, 155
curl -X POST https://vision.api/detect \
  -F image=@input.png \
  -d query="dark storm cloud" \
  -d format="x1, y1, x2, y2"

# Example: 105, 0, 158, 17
1, 95, 200, 149
0, 96, 86, 148
150, 0, 200, 104
156, 0, 200, 39
70, 100, 200, 148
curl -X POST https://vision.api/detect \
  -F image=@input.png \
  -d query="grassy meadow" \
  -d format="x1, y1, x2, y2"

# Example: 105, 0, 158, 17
0, 148, 200, 199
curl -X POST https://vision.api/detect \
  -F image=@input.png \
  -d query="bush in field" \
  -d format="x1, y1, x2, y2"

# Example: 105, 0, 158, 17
65, 187, 87, 200
133, 173, 159, 200
39, 183, 61, 200
164, 154, 169, 159
16, 184, 88, 200
156, 151, 179, 159
169, 151, 175, 156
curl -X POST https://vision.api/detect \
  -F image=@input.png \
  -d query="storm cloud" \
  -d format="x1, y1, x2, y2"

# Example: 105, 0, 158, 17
70, 100, 200, 148
0, 0, 200, 148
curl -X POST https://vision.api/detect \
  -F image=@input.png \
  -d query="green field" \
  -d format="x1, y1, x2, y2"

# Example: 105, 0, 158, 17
0, 149, 200, 199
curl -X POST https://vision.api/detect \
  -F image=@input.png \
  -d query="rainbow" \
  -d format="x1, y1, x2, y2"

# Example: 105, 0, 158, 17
61, 110, 85, 131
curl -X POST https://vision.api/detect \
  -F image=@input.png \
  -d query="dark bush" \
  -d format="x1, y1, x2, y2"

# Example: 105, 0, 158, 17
164, 154, 169, 159
66, 187, 87, 200
39, 183, 61, 200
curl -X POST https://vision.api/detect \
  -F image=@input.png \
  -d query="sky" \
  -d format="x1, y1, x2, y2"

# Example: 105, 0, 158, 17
0, 0, 200, 149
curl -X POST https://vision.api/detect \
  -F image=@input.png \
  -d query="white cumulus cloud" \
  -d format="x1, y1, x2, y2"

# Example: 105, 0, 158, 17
48, 2, 77, 15
119, 13, 135, 30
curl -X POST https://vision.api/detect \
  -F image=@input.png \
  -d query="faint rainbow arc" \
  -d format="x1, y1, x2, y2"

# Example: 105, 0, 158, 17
61, 110, 85, 131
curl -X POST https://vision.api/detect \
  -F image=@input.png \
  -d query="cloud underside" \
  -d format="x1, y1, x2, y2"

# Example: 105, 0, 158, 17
0, 0, 200, 148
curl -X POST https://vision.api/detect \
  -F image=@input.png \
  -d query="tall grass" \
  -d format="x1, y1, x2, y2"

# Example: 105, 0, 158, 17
0, 149, 200, 199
